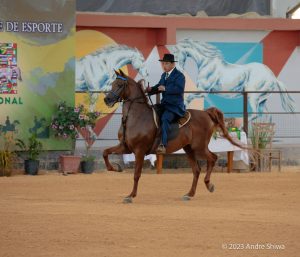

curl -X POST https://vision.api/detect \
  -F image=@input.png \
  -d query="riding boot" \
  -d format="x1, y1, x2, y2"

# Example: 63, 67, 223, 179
156, 143, 166, 154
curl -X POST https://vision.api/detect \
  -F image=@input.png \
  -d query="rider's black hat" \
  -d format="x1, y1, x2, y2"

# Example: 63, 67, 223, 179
159, 53, 177, 62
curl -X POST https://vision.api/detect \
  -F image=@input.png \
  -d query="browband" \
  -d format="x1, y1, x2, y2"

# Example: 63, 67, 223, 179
116, 75, 127, 81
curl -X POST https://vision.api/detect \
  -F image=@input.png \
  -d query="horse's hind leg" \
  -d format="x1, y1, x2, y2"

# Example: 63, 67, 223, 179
182, 145, 201, 200
103, 143, 130, 171
204, 151, 217, 193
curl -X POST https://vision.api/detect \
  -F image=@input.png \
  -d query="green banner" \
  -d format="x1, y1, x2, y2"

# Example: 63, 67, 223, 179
0, 0, 75, 150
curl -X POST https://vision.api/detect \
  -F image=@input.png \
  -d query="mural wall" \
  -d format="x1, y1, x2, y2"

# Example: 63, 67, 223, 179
0, 0, 75, 150
176, 30, 300, 144
1, 5, 298, 151
75, 27, 300, 147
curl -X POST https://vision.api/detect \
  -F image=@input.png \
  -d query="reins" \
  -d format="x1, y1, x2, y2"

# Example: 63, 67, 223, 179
113, 75, 150, 145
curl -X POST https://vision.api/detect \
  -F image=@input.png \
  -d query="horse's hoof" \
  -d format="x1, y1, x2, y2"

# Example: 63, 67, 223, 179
208, 183, 215, 193
123, 197, 133, 204
182, 195, 191, 201
112, 162, 123, 172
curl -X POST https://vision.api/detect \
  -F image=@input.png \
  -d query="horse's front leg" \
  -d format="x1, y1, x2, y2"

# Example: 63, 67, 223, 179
123, 151, 145, 203
103, 143, 130, 171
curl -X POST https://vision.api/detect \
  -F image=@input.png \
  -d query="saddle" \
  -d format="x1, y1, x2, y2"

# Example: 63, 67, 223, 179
148, 107, 191, 154
152, 106, 191, 129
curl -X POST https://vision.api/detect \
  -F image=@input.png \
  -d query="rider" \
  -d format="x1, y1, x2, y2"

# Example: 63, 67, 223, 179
146, 53, 186, 154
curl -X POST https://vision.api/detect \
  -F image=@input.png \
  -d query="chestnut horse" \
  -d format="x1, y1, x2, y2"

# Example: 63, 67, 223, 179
103, 70, 243, 203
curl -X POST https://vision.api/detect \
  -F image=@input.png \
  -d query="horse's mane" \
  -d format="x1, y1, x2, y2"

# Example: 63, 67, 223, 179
197, 43, 223, 59
128, 77, 150, 106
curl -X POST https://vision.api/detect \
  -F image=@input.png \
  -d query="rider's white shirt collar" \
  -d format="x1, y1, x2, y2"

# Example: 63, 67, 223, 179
166, 67, 175, 79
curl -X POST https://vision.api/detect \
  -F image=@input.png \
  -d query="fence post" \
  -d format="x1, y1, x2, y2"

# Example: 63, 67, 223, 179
243, 91, 248, 134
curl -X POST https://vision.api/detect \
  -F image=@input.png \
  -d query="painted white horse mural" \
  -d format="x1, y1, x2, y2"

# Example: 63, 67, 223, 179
173, 38, 295, 119
76, 44, 149, 92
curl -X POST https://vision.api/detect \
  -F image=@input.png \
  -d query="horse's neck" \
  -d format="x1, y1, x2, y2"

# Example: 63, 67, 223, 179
122, 99, 150, 121
124, 104, 152, 131
122, 84, 149, 112
129, 84, 145, 101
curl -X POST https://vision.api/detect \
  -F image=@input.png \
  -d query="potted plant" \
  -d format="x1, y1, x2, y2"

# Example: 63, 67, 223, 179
50, 101, 100, 175
0, 134, 17, 177
81, 155, 96, 174
15, 134, 43, 175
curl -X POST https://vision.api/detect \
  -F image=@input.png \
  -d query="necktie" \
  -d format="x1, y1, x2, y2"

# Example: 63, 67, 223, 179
165, 73, 169, 80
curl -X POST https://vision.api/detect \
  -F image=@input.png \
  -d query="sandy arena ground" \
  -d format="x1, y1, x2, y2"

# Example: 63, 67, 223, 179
0, 168, 299, 257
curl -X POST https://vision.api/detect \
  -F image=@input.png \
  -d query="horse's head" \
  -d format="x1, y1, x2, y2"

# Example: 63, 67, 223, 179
104, 69, 147, 108
104, 69, 130, 107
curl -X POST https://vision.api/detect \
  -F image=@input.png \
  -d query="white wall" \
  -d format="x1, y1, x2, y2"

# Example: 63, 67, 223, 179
271, 0, 300, 17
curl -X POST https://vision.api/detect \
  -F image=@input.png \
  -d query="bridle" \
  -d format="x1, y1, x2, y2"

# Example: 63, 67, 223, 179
108, 75, 146, 104
108, 75, 128, 103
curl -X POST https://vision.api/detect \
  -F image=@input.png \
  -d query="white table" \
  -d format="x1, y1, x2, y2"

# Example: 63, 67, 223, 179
123, 154, 156, 167
208, 131, 249, 165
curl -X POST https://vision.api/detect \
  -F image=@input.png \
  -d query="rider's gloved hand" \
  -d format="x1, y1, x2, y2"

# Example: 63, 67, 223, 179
158, 85, 165, 91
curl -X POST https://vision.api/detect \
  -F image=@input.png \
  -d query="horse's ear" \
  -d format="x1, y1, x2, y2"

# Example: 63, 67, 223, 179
119, 69, 126, 77
114, 69, 119, 76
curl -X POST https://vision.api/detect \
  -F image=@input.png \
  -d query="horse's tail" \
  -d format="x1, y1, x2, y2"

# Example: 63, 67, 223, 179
277, 81, 295, 112
206, 107, 246, 150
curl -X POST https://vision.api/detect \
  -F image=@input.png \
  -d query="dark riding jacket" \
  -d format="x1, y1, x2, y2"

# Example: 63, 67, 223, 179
149, 67, 186, 117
